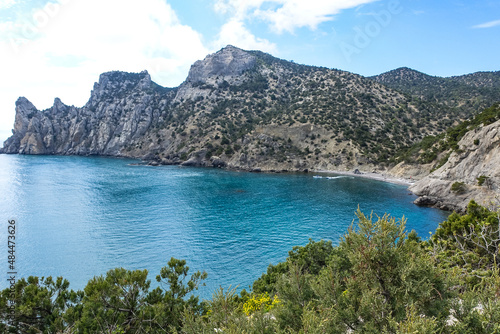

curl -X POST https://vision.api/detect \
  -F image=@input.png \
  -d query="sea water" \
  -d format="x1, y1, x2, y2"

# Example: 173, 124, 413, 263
0, 154, 448, 298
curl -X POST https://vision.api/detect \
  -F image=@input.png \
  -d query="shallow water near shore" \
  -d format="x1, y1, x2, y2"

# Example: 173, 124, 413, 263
0, 154, 448, 298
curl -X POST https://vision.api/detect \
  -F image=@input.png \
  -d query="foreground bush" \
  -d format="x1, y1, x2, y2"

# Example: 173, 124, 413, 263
1, 203, 499, 333
0, 258, 206, 334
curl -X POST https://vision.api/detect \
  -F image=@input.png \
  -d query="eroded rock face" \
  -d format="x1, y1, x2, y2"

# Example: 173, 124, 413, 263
186, 45, 256, 84
0, 47, 259, 158
173, 45, 257, 102
410, 119, 500, 212
1, 70, 174, 157
2, 97, 38, 153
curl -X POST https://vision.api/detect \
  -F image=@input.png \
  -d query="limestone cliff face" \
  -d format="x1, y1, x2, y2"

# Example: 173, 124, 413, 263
2, 97, 38, 154
2, 71, 175, 156
174, 45, 257, 103
410, 120, 500, 212
186, 45, 256, 84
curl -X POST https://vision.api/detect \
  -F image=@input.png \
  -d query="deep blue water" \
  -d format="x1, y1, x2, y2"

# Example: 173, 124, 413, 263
0, 154, 449, 298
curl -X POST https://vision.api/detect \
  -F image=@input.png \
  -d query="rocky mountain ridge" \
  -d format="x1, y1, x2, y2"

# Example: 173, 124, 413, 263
2, 71, 175, 156
2, 46, 499, 189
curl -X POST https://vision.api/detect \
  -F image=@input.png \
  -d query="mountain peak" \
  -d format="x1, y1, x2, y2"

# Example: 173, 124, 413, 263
186, 45, 257, 84
221, 44, 243, 52
372, 67, 433, 83
15, 97, 36, 113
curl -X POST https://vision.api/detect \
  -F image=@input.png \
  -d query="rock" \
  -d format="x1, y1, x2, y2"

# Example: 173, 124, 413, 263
388, 161, 432, 181
160, 158, 178, 165
173, 46, 257, 103
186, 45, 256, 84
410, 119, 500, 211
1, 70, 171, 156
181, 158, 200, 167
1, 97, 38, 153
354, 168, 361, 175
210, 156, 227, 168
413, 196, 437, 207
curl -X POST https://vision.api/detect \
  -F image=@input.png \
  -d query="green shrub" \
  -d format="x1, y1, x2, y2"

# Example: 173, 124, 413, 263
477, 175, 488, 186
451, 181, 467, 194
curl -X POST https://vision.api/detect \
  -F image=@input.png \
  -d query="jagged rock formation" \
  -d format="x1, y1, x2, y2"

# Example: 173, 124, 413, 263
2, 71, 174, 156
1, 46, 499, 175
410, 119, 500, 212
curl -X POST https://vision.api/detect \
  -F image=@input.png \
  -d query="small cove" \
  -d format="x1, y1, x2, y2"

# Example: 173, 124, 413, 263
0, 154, 449, 298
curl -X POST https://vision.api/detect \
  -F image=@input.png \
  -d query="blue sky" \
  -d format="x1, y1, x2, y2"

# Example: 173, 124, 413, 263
0, 0, 499, 143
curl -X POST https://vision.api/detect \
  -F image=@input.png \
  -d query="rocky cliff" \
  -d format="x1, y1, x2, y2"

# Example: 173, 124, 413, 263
1, 46, 498, 176
2, 71, 175, 156
410, 117, 500, 212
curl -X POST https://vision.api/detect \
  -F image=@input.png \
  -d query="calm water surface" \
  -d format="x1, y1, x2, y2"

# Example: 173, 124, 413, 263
0, 155, 449, 298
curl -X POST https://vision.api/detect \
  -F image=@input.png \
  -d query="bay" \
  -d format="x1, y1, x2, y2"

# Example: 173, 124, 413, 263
0, 154, 448, 298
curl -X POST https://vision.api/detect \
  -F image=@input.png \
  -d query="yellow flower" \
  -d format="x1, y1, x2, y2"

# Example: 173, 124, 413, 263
242, 293, 280, 316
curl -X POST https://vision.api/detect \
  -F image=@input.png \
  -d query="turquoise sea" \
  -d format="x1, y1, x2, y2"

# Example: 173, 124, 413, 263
0, 154, 449, 298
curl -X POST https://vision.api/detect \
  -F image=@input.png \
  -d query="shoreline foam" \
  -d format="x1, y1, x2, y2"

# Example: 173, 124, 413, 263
313, 169, 415, 187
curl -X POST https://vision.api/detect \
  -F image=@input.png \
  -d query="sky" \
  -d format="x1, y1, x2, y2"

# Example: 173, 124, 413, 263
0, 0, 499, 144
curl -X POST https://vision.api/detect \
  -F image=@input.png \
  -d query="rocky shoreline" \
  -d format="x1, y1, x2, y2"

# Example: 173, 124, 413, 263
141, 147, 499, 214
1, 148, 492, 214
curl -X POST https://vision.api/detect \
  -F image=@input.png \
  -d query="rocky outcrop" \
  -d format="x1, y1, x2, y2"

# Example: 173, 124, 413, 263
2, 97, 39, 154
186, 45, 256, 84
388, 161, 434, 181
173, 45, 257, 103
2, 71, 176, 157
410, 119, 500, 212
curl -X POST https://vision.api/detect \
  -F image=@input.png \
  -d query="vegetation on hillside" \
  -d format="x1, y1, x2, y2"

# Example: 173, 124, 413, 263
2, 202, 500, 333
129, 51, 485, 167
395, 103, 500, 167
370, 67, 500, 119
6, 48, 499, 170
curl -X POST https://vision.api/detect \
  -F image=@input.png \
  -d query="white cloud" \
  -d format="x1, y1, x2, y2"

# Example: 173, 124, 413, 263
0, 0, 210, 144
215, 19, 277, 53
472, 19, 500, 29
0, 0, 18, 10
212, 0, 278, 52
212, 0, 377, 66
258, 0, 379, 34
214, 0, 265, 19
214, 0, 378, 34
